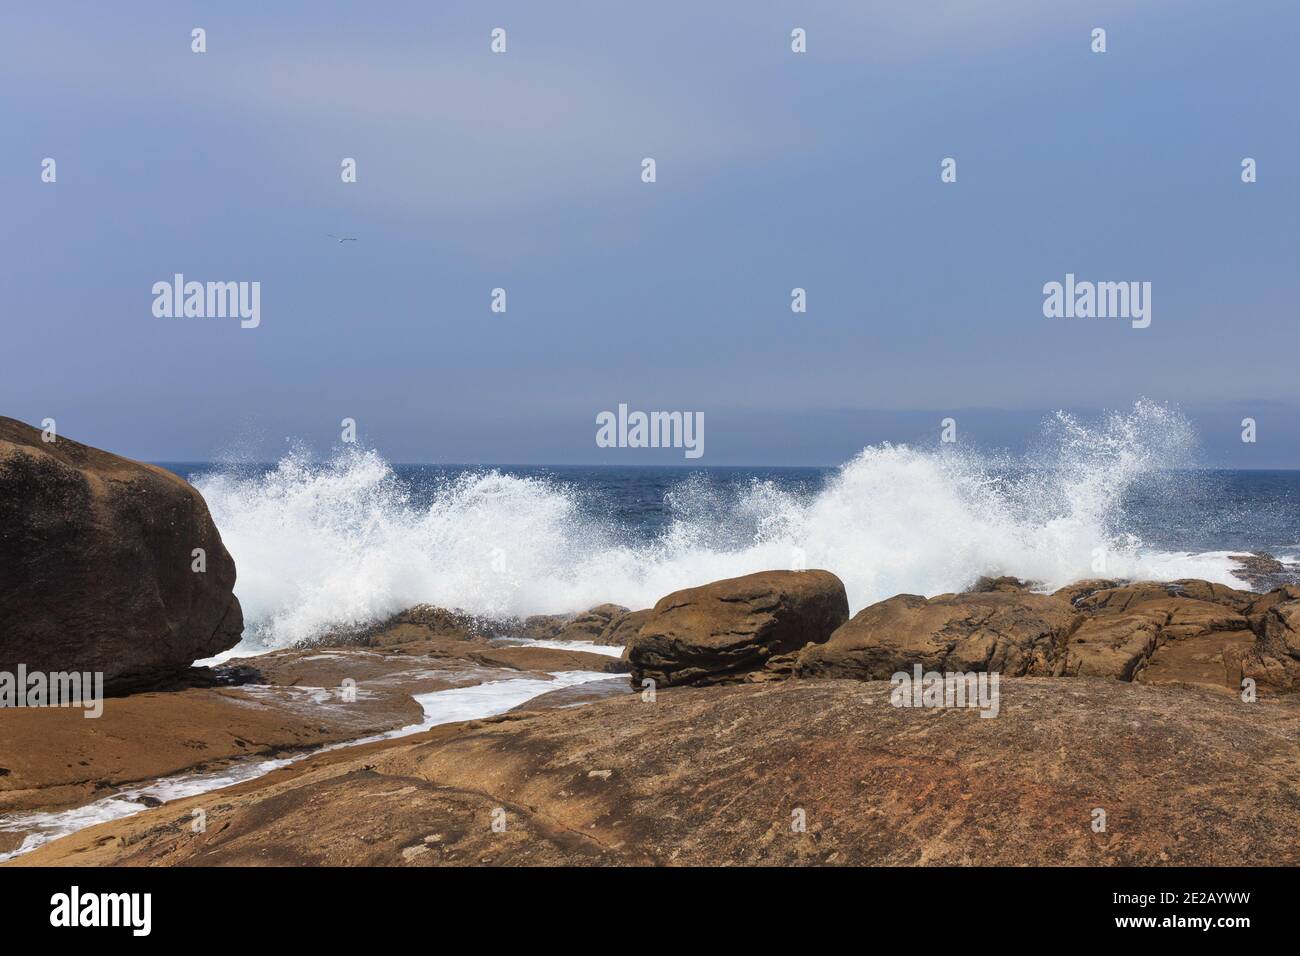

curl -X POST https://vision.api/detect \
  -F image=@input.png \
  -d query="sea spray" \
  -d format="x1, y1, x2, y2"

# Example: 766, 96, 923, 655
193, 401, 1236, 652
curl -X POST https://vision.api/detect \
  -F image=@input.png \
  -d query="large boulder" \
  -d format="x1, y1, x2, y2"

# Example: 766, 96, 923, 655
626, 570, 849, 687
0, 418, 243, 692
795, 590, 1076, 680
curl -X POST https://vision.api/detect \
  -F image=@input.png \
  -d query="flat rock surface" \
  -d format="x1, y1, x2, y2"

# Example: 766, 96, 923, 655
15, 677, 1300, 866
247, 639, 625, 690
0, 638, 624, 853
0, 685, 423, 820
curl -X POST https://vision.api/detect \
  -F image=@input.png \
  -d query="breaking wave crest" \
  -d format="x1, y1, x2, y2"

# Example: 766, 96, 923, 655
194, 400, 1239, 652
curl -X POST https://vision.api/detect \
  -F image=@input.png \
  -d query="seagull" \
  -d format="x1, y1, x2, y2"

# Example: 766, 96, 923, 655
327, 234, 358, 243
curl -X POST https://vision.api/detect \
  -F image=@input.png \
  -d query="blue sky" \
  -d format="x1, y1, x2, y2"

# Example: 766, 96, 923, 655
3, 1, 1297, 465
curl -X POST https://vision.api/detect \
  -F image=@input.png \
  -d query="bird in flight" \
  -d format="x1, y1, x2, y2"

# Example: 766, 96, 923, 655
327, 234, 358, 242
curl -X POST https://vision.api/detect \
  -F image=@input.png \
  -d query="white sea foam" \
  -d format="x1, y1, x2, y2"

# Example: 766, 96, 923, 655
194, 400, 1241, 651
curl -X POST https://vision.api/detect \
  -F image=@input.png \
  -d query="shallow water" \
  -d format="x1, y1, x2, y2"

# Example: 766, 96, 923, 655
495, 638, 626, 658
0, 670, 614, 863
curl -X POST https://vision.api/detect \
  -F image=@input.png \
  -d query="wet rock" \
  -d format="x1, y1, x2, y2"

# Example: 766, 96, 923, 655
0, 634, 622, 836
507, 676, 630, 712
0, 680, 424, 820
1229, 552, 1300, 591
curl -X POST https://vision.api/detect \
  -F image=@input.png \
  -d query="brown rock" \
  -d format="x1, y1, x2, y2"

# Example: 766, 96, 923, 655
1134, 630, 1254, 694
1076, 580, 1256, 614
627, 570, 849, 688
795, 590, 1076, 681
472, 643, 627, 674
0, 682, 424, 819
1168, 579, 1259, 611
245, 640, 624, 692
1059, 614, 1162, 680
316, 602, 642, 651
1154, 598, 1251, 638
316, 605, 491, 647
1062, 589, 1261, 692
1244, 585, 1300, 618
0, 634, 624, 853
1261, 599, 1300, 657
506, 676, 630, 712
516, 614, 570, 641
553, 604, 628, 643
595, 608, 652, 646
17, 677, 1300, 867
0, 417, 243, 693
1229, 552, 1300, 591
970, 575, 1034, 593
1052, 579, 1120, 606
1238, 597, 1300, 691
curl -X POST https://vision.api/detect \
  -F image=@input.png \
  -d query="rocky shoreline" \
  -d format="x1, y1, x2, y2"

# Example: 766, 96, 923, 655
11, 674, 1300, 867
4, 418, 1300, 866
6, 565, 1300, 865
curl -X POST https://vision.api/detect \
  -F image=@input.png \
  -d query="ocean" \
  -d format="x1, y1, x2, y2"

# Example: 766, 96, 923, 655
158, 405, 1299, 656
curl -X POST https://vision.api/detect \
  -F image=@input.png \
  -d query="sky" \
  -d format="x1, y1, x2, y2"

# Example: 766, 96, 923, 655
2, 1, 1297, 466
